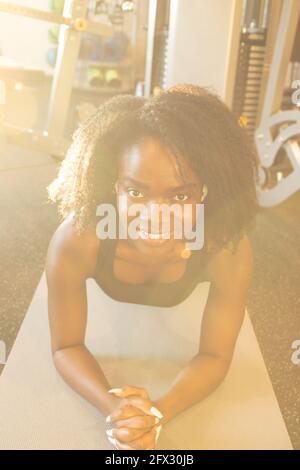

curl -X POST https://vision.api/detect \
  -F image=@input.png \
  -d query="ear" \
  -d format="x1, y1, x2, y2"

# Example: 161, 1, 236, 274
201, 184, 208, 202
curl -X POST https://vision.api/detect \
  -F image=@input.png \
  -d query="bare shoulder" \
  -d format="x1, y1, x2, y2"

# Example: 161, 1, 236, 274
206, 234, 254, 297
45, 212, 100, 280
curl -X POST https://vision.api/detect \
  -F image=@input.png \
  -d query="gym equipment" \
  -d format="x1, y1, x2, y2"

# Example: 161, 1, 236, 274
159, 0, 300, 207
78, 31, 129, 62
232, 29, 267, 136
79, 33, 104, 60
87, 66, 105, 87
100, 31, 129, 63
148, 0, 243, 101
104, 68, 121, 87
86, 67, 122, 89
0, 273, 292, 449
107, 2, 124, 26
0, 0, 114, 159
254, 0, 300, 207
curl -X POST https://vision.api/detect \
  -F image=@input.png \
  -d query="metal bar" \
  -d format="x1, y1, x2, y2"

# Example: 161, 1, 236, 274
260, 0, 300, 122
144, 0, 158, 97
0, 1, 70, 25
224, 0, 244, 108
46, 0, 89, 139
0, 0, 113, 36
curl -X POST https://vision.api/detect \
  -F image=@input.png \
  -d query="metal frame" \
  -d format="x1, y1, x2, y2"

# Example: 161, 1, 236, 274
144, 0, 158, 97
0, 0, 114, 158
255, 0, 300, 207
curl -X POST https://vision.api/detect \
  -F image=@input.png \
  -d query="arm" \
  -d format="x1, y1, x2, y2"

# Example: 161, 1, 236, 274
45, 216, 120, 418
154, 235, 254, 425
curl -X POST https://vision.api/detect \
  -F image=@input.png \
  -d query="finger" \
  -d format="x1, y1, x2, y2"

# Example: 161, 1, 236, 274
114, 414, 160, 430
108, 402, 146, 423
108, 385, 150, 400
106, 397, 163, 424
125, 395, 164, 420
107, 436, 135, 451
128, 426, 157, 450
106, 426, 149, 443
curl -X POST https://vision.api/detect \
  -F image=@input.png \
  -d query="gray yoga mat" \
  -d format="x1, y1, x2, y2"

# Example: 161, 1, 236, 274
0, 272, 292, 449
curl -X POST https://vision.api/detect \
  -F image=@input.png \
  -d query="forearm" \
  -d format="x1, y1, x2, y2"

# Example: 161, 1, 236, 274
154, 353, 230, 425
53, 345, 120, 417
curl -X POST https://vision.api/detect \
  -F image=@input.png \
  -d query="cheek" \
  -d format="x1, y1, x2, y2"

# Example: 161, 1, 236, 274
117, 193, 140, 222
116, 192, 130, 217
117, 195, 127, 214
174, 201, 199, 229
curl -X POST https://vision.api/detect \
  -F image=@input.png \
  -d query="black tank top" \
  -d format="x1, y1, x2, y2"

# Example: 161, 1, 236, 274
93, 230, 210, 308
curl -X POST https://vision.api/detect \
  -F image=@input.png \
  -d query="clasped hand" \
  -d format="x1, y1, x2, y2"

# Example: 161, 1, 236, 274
105, 385, 163, 450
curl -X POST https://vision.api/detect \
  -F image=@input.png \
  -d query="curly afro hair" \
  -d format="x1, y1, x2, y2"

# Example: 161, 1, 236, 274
47, 83, 260, 255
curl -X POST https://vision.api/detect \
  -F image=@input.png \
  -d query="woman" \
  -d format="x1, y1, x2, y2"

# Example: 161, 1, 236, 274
45, 84, 259, 450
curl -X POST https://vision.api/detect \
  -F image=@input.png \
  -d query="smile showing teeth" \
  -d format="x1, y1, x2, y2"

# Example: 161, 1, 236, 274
138, 230, 171, 240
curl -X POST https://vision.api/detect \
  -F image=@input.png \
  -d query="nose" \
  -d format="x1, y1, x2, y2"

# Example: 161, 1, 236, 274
139, 200, 173, 233
139, 199, 165, 220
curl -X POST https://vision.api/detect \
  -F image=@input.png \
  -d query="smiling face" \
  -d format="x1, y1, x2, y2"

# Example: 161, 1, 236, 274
115, 136, 204, 257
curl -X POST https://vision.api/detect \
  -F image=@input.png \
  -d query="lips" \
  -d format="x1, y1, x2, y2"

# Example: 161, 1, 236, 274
138, 230, 172, 240
137, 230, 173, 246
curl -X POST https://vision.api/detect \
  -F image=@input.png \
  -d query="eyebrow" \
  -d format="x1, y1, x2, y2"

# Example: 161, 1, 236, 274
120, 177, 199, 192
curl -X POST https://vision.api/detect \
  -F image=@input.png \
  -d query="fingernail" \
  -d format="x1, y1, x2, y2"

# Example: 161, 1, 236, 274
105, 415, 111, 423
108, 388, 122, 394
155, 425, 163, 442
106, 429, 114, 437
150, 406, 164, 419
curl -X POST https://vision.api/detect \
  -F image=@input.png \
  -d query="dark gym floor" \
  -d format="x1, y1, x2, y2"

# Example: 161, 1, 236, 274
0, 142, 299, 449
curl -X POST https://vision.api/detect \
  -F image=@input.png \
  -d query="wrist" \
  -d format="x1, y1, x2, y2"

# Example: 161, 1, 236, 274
103, 393, 122, 418
152, 396, 174, 426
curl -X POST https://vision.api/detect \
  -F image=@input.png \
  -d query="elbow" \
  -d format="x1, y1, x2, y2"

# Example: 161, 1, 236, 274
52, 349, 63, 371
51, 346, 69, 369
51, 343, 85, 365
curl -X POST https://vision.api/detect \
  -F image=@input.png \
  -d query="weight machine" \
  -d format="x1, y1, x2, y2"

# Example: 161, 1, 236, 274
0, 0, 115, 159
145, 0, 300, 208
254, 0, 300, 207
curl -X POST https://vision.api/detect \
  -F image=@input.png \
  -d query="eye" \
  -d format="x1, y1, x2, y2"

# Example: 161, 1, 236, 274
127, 188, 144, 198
173, 193, 189, 202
